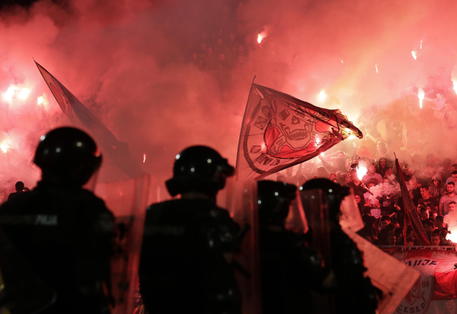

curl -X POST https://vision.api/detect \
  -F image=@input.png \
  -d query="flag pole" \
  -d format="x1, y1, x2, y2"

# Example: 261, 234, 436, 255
234, 75, 257, 176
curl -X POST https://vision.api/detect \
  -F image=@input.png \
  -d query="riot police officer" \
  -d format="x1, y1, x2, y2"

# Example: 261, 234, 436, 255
139, 145, 241, 314
300, 178, 381, 314
0, 127, 114, 314
257, 180, 324, 314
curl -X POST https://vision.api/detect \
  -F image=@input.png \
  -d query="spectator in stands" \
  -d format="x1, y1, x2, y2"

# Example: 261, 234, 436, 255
439, 182, 457, 216
363, 164, 383, 186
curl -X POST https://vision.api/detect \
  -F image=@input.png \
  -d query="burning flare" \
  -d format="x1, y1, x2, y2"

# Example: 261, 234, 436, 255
0, 138, 11, 154
411, 50, 418, 60
2, 84, 31, 104
356, 162, 368, 181
257, 31, 267, 44
418, 88, 425, 109
452, 79, 457, 95
317, 89, 327, 103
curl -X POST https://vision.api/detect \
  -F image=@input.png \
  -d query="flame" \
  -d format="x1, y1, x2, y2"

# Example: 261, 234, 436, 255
257, 31, 267, 44
142, 153, 147, 164
452, 79, 457, 95
0, 138, 11, 154
36, 95, 49, 107
418, 88, 425, 109
2, 84, 32, 104
356, 162, 368, 181
317, 89, 327, 103
446, 228, 457, 243
411, 50, 418, 60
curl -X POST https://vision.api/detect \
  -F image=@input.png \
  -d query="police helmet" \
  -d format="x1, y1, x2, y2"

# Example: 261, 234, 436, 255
33, 127, 102, 185
165, 145, 234, 196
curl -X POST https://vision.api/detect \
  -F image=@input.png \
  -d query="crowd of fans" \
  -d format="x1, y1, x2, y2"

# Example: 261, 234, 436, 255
336, 158, 456, 247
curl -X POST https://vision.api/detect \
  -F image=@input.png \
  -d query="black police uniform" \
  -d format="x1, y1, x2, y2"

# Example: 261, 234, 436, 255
257, 180, 324, 314
139, 145, 241, 314
301, 178, 381, 314
140, 198, 241, 314
0, 183, 114, 314
0, 127, 114, 314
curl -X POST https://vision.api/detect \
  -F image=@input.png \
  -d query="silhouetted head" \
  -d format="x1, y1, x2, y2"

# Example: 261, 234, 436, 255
300, 178, 349, 219
166, 145, 234, 197
14, 181, 24, 192
34, 127, 102, 186
257, 180, 297, 227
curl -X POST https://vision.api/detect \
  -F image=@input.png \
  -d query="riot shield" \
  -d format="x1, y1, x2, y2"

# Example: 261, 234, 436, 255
95, 175, 152, 314
286, 189, 309, 234
225, 179, 309, 314
299, 188, 332, 267
339, 193, 364, 233
222, 180, 261, 314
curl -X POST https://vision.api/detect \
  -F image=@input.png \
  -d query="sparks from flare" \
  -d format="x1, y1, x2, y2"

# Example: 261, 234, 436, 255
452, 79, 457, 95
257, 31, 267, 45
0, 138, 11, 154
356, 162, 368, 181
36, 95, 49, 107
446, 229, 457, 244
317, 89, 327, 103
2, 84, 31, 104
418, 88, 425, 109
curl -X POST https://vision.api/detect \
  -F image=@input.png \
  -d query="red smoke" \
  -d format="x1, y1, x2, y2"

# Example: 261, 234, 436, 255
1, 0, 457, 197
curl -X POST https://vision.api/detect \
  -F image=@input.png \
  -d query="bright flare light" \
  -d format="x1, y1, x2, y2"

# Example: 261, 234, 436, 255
2, 84, 32, 104
418, 88, 425, 109
356, 162, 368, 181
375, 64, 379, 73
317, 89, 327, 103
142, 153, 147, 164
0, 138, 11, 154
411, 50, 418, 60
257, 31, 267, 44
446, 228, 457, 243
452, 79, 457, 95
36, 95, 49, 107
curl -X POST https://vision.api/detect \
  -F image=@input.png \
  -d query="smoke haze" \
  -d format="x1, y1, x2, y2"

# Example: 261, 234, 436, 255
1, 0, 457, 195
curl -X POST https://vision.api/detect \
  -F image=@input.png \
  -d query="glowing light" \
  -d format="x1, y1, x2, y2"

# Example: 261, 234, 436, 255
452, 79, 457, 95
446, 228, 457, 243
340, 59, 344, 64
347, 134, 357, 140
0, 138, 11, 154
418, 88, 425, 109
2, 84, 32, 104
315, 136, 321, 146
257, 31, 267, 45
36, 95, 49, 107
18, 87, 31, 100
317, 89, 327, 103
375, 64, 379, 73
142, 153, 147, 164
356, 162, 368, 181
411, 50, 417, 60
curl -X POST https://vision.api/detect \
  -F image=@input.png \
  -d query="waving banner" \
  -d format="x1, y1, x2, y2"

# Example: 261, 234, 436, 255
35, 61, 144, 178
236, 83, 362, 179
382, 247, 457, 314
